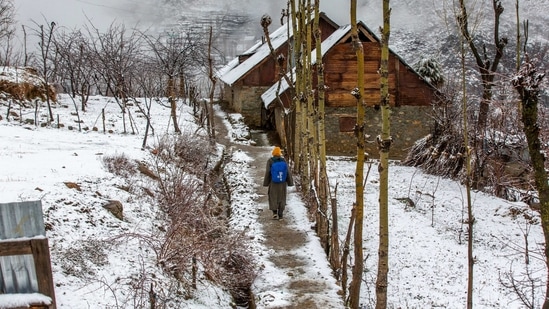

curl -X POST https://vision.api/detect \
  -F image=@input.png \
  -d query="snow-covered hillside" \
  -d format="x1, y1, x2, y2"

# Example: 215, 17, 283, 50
0, 79, 546, 307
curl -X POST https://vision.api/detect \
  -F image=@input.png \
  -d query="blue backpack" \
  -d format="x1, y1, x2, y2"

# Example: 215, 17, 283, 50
270, 160, 288, 183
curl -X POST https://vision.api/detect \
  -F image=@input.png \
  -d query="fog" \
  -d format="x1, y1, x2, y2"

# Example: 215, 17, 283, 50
13, 0, 377, 31
12, 0, 548, 62
14, 0, 547, 35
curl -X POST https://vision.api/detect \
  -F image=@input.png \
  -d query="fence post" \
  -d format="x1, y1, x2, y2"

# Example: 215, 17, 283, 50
31, 238, 56, 308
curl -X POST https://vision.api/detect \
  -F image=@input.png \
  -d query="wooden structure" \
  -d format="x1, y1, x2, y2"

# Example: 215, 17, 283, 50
218, 13, 339, 128
0, 201, 56, 309
261, 22, 438, 159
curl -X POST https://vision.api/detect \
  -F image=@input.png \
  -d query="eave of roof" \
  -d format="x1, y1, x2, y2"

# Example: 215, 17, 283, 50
215, 39, 264, 78
217, 12, 339, 86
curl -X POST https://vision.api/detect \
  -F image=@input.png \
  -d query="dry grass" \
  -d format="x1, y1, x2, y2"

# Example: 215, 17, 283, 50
104, 133, 256, 306
0, 67, 57, 102
102, 153, 139, 179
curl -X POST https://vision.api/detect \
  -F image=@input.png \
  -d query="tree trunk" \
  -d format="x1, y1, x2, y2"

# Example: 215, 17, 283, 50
348, 0, 366, 307
313, 0, 336, 268
39, 24, 55, 123
290, 0, 303, 171
458, 25, 475, 309
457, 0, 507, 134
168, 76, 180, 133
300, 0, 312, 196
375, 1, 391, 308
512, 60, 549, 309
207, 26, 216, 141
341, 205, 356, 302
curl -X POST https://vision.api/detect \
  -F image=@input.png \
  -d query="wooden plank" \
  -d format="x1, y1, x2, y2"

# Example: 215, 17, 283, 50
327, 42, 390, 60
326, 91, 396, 107
329, 76, 397, 89
31, 239, 56, 309
324, 60, 381, 73
395, 59, 401, 106
0, 239, 34, 256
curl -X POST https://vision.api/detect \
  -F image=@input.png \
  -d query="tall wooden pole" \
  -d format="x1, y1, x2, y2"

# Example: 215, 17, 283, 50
348, 0, 365, 307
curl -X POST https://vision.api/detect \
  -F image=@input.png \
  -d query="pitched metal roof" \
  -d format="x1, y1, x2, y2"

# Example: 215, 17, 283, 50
216, 12, 340, 87
215, 39, 264, 79
217, 21, 293, 86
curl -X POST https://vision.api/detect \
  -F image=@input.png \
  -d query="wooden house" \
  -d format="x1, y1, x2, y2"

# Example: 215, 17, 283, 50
261, 21, 438, 159
217, 13, 340, 128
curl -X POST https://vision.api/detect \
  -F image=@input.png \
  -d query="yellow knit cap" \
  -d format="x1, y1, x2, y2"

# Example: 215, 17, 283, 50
272, 146, 282, 157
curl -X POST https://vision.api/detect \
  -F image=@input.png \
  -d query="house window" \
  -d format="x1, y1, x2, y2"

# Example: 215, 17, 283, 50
339, 116, 356, 132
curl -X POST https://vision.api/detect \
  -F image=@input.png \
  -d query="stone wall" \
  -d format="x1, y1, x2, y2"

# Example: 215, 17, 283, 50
229, 85, 269, 127
322, 105, 434, 159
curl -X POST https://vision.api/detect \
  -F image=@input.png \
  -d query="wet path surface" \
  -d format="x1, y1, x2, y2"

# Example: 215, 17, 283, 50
214, 110, 344, 309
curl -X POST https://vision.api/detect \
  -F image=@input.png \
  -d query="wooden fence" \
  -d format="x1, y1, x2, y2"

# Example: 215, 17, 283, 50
0, 201, 56, 308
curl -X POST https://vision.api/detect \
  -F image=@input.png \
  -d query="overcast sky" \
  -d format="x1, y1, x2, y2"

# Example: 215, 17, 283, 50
14, 0, 160, 30
13, 0, 378, 31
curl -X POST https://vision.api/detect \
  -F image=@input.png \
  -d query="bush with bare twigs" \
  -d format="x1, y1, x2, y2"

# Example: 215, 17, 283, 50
102, 153, 139, 179
404, 78, 536, 204
149, 133, 256, 305
103, 133, 255, 307
97, 129, 256, 306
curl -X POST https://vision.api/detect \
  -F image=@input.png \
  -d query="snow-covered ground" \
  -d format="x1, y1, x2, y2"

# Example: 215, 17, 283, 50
327, 158, 546, 308
0, 78, 546, 307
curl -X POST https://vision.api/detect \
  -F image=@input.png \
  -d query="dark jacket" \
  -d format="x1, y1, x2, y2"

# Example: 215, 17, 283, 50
263, 156, 294, 211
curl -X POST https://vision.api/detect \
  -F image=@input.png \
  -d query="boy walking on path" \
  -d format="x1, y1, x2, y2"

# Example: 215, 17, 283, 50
263, 146, 294, 220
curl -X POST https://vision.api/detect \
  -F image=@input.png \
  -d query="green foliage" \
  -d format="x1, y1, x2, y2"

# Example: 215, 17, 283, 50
414, 57, 445, 87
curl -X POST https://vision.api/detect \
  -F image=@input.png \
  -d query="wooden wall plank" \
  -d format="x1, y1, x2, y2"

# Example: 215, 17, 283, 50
31, 239, 56, 309
0, 240, 34, 256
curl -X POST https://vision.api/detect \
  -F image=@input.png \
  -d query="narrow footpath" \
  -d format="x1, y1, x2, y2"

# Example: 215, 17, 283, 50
214, 109, 344, 309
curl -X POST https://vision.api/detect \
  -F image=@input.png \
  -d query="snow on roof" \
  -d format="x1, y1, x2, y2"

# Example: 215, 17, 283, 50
215, 57, 240, 79
218, 21, 293, 86
0, 293, 52, 307
215, 39, 264, 78
261, 24, 352, 108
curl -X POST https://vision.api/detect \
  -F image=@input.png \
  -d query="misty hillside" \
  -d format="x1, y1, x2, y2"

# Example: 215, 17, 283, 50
152, 0, 549, 82
359, 0, 549, 77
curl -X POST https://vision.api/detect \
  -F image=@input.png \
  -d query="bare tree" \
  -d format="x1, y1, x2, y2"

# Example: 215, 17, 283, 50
130, 61, 164, 150
54, 28, 94, 111
311, 0, 335, 271
87, 22, 144, 134
206, 26, 216, 141
512, 55, 549, 309
348, 0, 366, 307
0, 0, 14, 62
459, 22, 476, 309
143, 29, 205, 134
0, 0, 15, 65
31, 20, 57, 123
376, 0, 392, 307
290, 0, 304, 171
0, 0, 14, 40
457, 0, 508, 133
